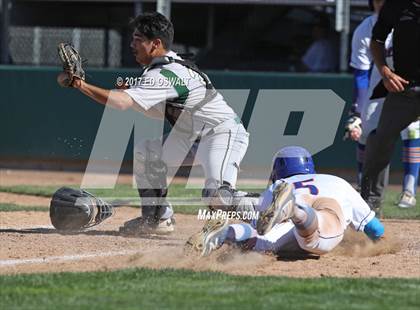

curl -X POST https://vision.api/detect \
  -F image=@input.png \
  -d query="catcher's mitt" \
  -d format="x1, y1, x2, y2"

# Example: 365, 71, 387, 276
50, 187, 113, 231
57, 43, 85, 87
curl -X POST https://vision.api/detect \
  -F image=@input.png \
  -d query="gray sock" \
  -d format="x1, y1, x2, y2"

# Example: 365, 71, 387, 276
293, 205, 318, 237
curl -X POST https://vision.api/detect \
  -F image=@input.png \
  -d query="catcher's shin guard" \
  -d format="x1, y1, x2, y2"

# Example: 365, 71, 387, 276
203, 181, 236, 211
138, 188, 169, 226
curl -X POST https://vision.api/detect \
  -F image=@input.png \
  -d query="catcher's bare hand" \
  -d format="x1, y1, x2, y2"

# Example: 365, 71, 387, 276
57, 73, 83, 88
381, 66, 409, 93
71, 77, 83, 89
57, 43, 85, 88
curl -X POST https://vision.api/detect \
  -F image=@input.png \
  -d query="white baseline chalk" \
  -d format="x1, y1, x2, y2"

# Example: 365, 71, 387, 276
0, 250, 142, 267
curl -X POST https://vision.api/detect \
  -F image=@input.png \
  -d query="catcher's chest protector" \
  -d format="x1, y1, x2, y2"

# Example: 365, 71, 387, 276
144, 57, 218, 136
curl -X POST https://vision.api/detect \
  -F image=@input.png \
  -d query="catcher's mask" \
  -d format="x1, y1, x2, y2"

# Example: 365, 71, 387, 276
50, 187, 114, 231
270, 146, 316, 182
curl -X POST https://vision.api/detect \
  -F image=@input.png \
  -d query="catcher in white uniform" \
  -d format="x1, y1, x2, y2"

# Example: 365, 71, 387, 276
57, 12, 249, 234
346, 0, 419, 210
188, 146, 384, 257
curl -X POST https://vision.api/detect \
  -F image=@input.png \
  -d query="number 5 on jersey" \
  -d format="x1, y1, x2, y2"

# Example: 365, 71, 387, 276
293, 178, 319, 195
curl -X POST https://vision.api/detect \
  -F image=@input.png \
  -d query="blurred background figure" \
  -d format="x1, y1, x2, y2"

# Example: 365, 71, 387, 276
361, 0, 420, 211
301, 15, 337, 73
346, 0, 387, 196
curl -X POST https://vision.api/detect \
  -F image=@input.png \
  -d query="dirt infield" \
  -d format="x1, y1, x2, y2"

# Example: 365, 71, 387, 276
1, 209, 419, 278
0, 169, 419, 278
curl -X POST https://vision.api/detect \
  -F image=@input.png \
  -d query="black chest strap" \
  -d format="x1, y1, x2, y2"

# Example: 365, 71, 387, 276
144, 56, 218, 123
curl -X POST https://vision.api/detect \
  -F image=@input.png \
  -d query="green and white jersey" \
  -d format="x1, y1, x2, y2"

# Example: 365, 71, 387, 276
124, 51, 238, 130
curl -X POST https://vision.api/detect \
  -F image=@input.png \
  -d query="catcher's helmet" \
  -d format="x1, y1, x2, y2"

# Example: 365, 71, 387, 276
271, 146, 315, 182
50, 187, 113, 231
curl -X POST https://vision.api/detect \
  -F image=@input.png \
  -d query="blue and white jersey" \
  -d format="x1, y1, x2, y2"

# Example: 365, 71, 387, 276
350, 14, 379, 71
257, 174, 375, 232
350, 14, 393, 97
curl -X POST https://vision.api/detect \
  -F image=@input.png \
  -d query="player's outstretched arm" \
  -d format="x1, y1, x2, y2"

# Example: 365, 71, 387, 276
71, 77, 134, 110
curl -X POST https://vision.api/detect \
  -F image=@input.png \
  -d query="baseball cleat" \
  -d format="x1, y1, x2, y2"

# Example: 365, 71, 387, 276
396, 191, 417, 208
119, 216, 175, 235
184, 230, 205, 254
256, 181, 295, 235
185, 217, 229, 257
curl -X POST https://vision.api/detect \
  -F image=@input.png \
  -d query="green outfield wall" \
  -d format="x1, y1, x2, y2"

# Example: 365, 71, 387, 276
0, 65, 403, 171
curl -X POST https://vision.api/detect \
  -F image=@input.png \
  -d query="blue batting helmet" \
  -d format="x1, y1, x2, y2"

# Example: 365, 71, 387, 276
271, 146, 316, 182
